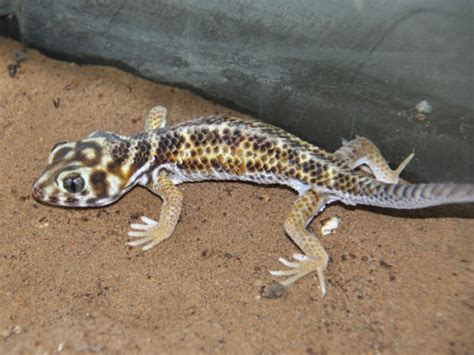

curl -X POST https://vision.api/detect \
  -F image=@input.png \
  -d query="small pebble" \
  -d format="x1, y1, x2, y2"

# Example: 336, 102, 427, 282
321, 217, 341, 236
415, 100, 432, 114
260, 282, 286, 299
8, 63, 17, 77
58, 342, 65, 352
13, 325, 22, 334
13, 49, 27, 64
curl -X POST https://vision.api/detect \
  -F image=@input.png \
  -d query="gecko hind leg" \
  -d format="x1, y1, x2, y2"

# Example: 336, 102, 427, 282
335, 136, 414, 183
127, 171, 183, 251
270, 190, 330, 296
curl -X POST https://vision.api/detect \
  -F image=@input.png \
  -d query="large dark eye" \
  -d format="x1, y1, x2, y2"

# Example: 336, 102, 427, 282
63, 174, 85, 193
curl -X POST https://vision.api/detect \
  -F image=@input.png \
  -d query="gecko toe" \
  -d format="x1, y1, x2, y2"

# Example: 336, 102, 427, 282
127, 238, 153, 247
127, 215, 169, 250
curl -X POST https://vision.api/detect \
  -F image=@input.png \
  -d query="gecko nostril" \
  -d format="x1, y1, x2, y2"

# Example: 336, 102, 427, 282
32, 186, 44, 199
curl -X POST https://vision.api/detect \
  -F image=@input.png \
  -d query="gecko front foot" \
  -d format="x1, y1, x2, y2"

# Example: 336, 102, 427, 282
127, 216, 167, 251
270, 253, 328, 296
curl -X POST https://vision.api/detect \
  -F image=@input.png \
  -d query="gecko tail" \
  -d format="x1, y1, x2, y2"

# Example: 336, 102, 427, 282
346, 179, 474, 209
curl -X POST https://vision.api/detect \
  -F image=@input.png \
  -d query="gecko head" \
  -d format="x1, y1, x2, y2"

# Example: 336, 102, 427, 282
32, 134, 150, 207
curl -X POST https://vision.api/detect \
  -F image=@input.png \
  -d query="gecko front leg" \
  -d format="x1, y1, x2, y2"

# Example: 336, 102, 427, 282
127, 171, 183, 251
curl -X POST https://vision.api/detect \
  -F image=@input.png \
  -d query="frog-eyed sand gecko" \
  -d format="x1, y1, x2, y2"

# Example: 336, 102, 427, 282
32, 106, 474, 295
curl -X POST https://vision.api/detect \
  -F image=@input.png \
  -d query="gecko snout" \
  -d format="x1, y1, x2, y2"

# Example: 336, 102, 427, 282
32, 184, 44, 200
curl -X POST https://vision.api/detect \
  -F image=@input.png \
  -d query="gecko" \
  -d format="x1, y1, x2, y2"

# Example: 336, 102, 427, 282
32, 106, 474, 296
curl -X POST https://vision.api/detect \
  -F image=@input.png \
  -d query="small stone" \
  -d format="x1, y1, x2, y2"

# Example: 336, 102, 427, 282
257, 193, 270, 202
13, 49, 27, 64
321, 217, 341, 236
260, 282, 286, 299
8, 63, 17, 78
415, 100, 432, 114
58, 342, 65, 352
13, 325, 22, 334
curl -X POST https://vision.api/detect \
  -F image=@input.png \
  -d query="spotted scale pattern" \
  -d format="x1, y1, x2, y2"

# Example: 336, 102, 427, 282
140, 116, 347, 194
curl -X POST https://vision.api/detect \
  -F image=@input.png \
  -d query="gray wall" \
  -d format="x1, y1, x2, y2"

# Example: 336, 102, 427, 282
1, 0, 473, 181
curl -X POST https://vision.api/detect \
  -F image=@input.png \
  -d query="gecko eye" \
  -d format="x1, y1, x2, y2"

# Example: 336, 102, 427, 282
63, 174, 85, 194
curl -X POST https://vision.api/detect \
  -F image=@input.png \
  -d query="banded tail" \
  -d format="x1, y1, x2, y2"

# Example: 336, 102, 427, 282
341, 177, 474, 209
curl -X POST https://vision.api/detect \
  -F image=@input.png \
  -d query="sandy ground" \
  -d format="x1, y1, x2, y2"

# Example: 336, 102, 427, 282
0, 37, 473, 354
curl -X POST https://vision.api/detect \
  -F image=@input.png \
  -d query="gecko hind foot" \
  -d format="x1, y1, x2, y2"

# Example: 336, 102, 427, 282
127, 216, 165, 251
270, 253, 327, 296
